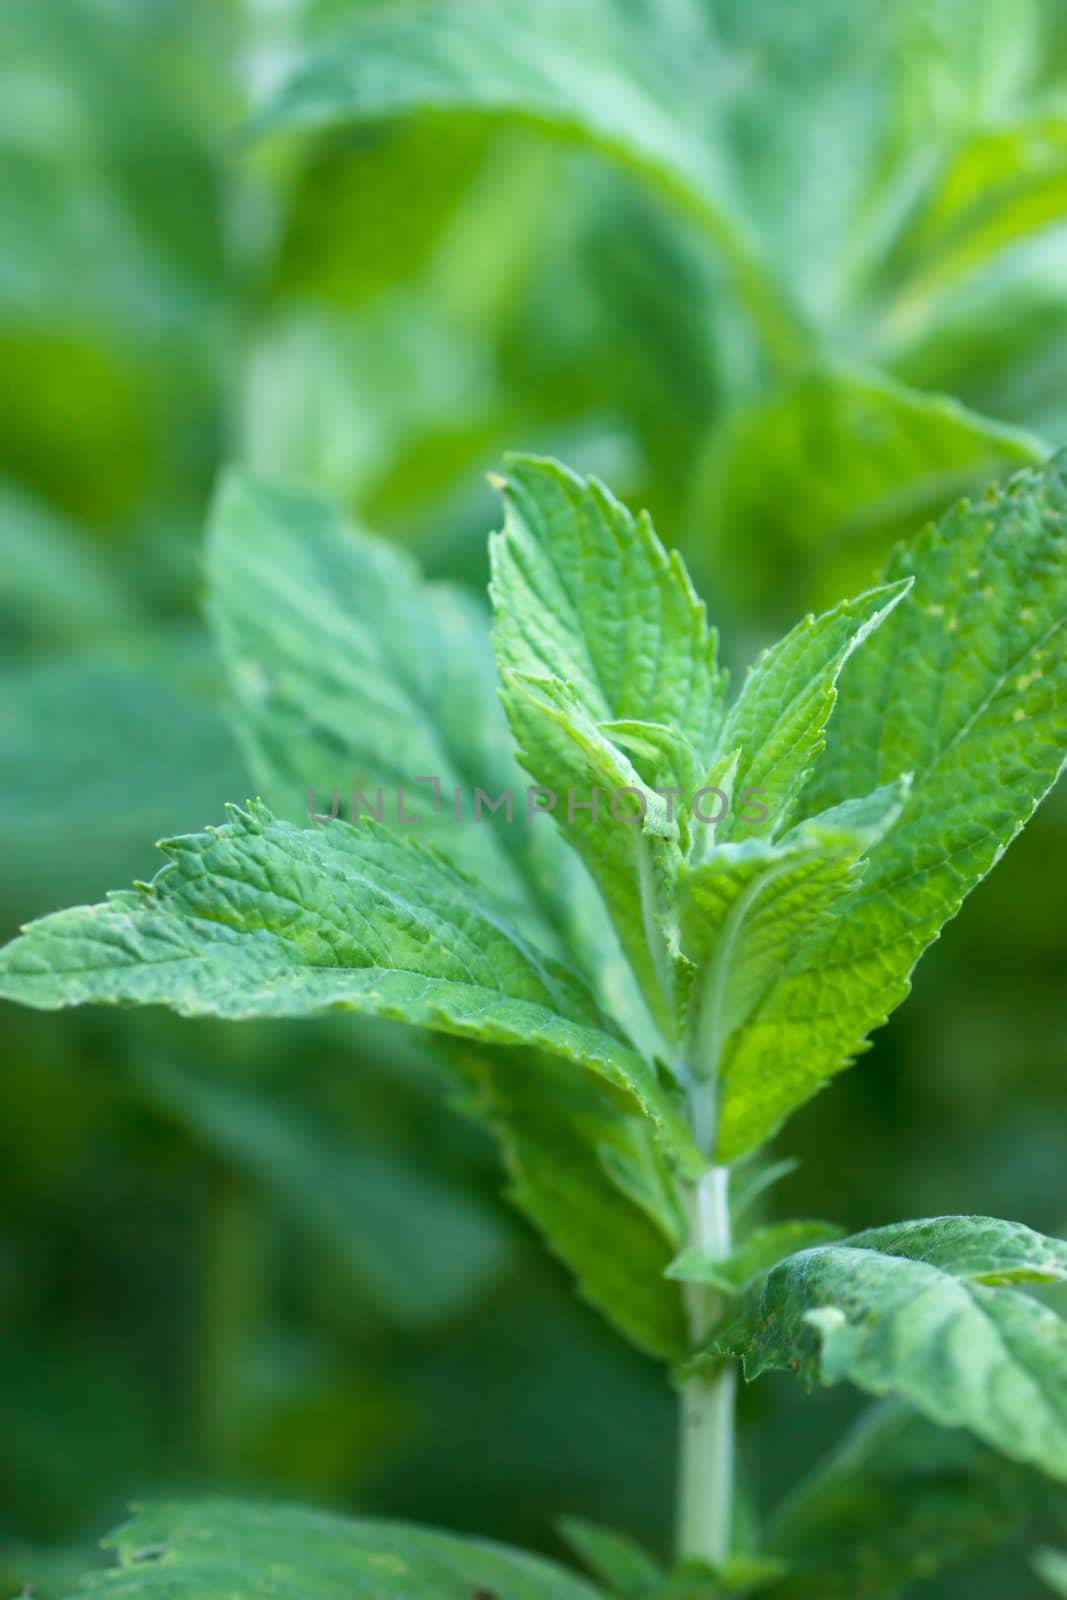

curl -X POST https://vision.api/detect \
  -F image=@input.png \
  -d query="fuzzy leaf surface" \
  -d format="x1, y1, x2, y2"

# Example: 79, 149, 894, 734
490, 456, 724, 1034
680, 784, 907, 1093
712, 1215, 1067, 1481
717, 453, 1067, 1160
0, 804, 696, 1161
464, 1046, 687, 1361
714, 584, 910, 838
208, 470, 602, 964
492, 455, 726, 755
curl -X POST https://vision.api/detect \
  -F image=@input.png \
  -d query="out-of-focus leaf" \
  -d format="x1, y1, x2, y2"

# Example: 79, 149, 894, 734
0, 1334, 160, 1538
0, 644, 246, 930
728, 1157, 800, 1224
765, 1399, 1048, 1598
0, 1, 227, 525
699, 368, 1043, 612
651, 1552, 787, 1596
558, 1515, 664, 1598
0, 1541, 102, 1600
62, 1500, 607, 1599
132, 1056, 512, 1329
0, 483, 127, 655
879, 116, 1067, 315
272, 120, 492, 309
1035, 1547, 1067, 1596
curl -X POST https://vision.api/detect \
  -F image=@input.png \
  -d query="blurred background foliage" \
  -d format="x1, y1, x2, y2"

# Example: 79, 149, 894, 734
1, 0, 1065, 1594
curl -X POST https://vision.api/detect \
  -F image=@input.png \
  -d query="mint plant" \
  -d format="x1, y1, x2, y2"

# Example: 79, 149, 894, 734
2, 452, 1066, 1596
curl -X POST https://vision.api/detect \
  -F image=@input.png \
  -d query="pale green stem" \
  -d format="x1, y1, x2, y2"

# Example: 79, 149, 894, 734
677, 1163, 735, 1569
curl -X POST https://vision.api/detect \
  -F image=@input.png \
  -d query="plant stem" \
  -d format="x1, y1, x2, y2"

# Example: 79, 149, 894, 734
677, 1163, 735, 1569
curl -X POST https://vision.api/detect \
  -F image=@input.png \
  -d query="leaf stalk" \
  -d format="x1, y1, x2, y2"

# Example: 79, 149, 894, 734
677, 1164, 735, 1568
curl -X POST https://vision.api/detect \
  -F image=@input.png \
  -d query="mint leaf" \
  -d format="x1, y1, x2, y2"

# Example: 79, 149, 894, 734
717, 452, 1067, 1161
711, 1216, 1067, 1481
499, 671, 683, 1038
133, 1056, 510, 1329
701, 368, 1043, 611
250, 1, 797, 351
558, 1516, 664, 1599
0, 802, 695, 1162
1035, 1547, 1067, 1597
769, 1399, 1049, 1599
490, 455, 725, 1035
667, 1222, 843, 1296
882, 117, 1067, 310
64, 1501, 606, 1599
839, 1215, 1067, 1285
713, 585, 910, 838
0, 647, 246, 926
0, 481, 126, 654
680, 782, 908, 1103
492, 456, 726, 754
208, 470, 603, 967
462, 1046, 687, 1360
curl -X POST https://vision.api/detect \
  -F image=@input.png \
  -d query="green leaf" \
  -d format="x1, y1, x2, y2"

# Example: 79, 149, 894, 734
1035, 1547, 1067, 1597
63, 1501, 606, 1599
0, 643, 247, 930
132, 1056, 511, 1329
712, 585, 910, 838
710, 1215, 1067, 1481
558, 1516, 664, 1599
0, 482, 126, 657
492, 455, 726, 753
767, 1399, 1050, 1599
250, 0, 799, 355
667, 1222, 844, 1296
464, 1045, 687, 1361
207, 469, 602, 967
499, 671, 682, 1038
0, 802, 697, 1164
679, 783, 908, 1099
882, 117, 1067, 312
716, 451, 1067, 1161
490, 455, 726, 1036
652, 1553, 788, 1597
700, 368, 1043, 612
840, 1214, 1067, 1285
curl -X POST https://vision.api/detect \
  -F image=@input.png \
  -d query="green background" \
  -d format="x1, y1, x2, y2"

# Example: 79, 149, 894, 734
1, 1, 1065, 1594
